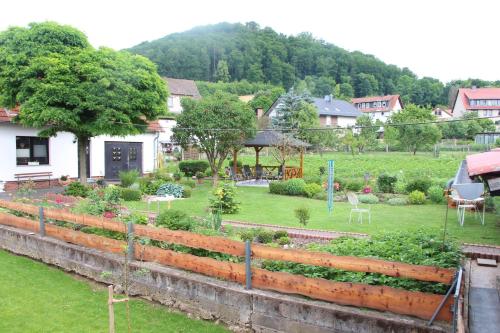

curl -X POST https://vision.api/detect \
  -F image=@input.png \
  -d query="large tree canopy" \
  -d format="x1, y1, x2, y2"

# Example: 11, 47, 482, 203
0, 22, 168, 182
173, 91, 256, 185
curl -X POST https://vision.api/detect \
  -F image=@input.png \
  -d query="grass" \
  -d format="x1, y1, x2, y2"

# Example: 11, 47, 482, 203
0, 250, 229, 333
126, 183, 500, 245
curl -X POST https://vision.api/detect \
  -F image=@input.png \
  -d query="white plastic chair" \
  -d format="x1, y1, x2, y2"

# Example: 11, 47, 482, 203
450, 190, 484, 226
347, 192, 371, 224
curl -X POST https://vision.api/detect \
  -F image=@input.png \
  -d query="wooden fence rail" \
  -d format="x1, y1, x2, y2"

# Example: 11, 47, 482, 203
0, 211, 452, 321
0, 200, 455, 284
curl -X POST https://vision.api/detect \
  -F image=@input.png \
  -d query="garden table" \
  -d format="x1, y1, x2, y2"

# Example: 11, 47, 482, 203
146, 195, 176, 213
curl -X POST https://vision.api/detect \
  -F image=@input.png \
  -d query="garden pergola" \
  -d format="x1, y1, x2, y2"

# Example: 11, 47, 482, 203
232, 130, 310, 180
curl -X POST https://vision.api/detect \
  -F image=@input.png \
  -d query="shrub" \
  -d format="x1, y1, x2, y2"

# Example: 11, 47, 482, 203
156, 209, 195, 231
173, 172, 182, 181
273, 230, 289, 240
156, 183, 184, 198
269, 181, 287, 195
182, 187, 192, 198
60, 175, 68, 181
256, 229, 274, 244
119, 170, 140, 187
334, 178, 346, 191
64, 182, 89, 197
277, 236, 291, 245
303, 175, 322, 185
139, 178, 165, 195
151, 168, 173, 182
180, 178, 196, 188
394, 180, 407, 194
387, 197, 408, 206
304, 183, 323, 198
210, 183, 240, 214
406, 178, 432, 195
120, 188, 142, 201
284, 178, 306, 196
294, 206, 311, 226
408, 190, 426, 205
377, 174, 398, 193
195, 171, 205, 179
318, 166, 326, 176
313, 191, 327, 200
178, 160, 209, 177
239, 229, 255, 242
344, 179, 364, 192
358, 194, 379, 204
427, 185, 444, 204
123, 212, 148, 225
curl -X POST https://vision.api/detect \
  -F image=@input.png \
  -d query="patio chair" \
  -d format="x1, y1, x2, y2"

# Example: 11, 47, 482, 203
229, 166, 242, 181
242, 165, 254, 180
255, 164, 264, 180
450, 189, 484, 226
347, 192, 371, 224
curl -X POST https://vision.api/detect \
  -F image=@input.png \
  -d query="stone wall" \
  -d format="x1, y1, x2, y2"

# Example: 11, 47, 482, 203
0, 224, 449, 333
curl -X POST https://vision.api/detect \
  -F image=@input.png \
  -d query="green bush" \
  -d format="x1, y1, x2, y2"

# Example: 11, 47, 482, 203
119, 170, 140, 187
156, 210, 195, 231
238, 229, 255, 242
256, 229, 274, 244
344, 179, 364, 192
427, 185, 444, 204
408, 190, 426, 205
377, 174, 398, 193
195, 171, 205, 179
358, 194, 379, 204
294, 206, 311, 226
284, 179, 306, 196
182, 187, 192, 198
277, 236, 291, 245
334, 178, 346, 191
269, 181, 287, 195
313, 191, 327, 200
123, 211, 148, 225
303, 175, 322, 185
304, 183, 323, 198
64, 182, 89, 197
178, 160, 209, 177
151, 168, 173, 182
394, 180, 407, 194
120, 188, 142, 201
180, 178, 196, 188
406, 178, 432, 194
173, 172, 182, 181
210, 183, 240, 214
273, 230, 289, 240
387, 197, 408, 206
156, 183, 184, 198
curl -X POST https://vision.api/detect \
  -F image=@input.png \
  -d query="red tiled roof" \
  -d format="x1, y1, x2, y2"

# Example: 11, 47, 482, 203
457, 88, 500, 110
351, 95, 401, 113
0, 107, 19, 123
466, 149, 500, 176
147, 120, 161, 132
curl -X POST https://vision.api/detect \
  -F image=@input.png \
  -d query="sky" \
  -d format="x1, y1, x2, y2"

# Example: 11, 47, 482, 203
1, 0, 499, 83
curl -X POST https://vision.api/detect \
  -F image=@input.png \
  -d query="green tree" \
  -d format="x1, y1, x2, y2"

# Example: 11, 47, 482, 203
173, 92, 256, 185
355, 115, 378, 152
248, 87, 285, 112
463, 112, 495, 139
0, 22, 167, 183
215, 60, 231, 82
334, 82, 354, 101
385, 104, 441, 154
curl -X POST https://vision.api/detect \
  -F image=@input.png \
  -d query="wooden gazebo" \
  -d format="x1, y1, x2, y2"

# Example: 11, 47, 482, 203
232, 130, 310, 180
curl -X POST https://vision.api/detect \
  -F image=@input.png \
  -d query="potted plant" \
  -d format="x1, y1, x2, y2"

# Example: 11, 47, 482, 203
195, 171, 205, 184
59, 175, 71, 186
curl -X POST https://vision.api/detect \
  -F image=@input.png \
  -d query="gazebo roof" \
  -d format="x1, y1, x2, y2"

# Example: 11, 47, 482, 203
244, 130, 310, 148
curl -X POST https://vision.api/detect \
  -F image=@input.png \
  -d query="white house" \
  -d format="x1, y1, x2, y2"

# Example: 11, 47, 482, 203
165, 77, 201, 114
451, 87, 500, 129
433, 107, 453, 121
352, 95, 403, 123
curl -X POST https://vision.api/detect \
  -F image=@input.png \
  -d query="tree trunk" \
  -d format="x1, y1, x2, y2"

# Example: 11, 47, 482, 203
78, 136, 88, 184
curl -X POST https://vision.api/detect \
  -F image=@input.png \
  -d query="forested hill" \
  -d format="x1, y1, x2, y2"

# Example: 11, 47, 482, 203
128, 22, 498, 106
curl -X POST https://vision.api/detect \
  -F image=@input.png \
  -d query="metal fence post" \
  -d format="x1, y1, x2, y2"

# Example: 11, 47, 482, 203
245, 240, 252, 290
127, 222, 134, 261
39, 206, 45, 237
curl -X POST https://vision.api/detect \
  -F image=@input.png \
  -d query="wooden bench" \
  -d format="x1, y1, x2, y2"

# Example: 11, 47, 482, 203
14, 172, 53, 188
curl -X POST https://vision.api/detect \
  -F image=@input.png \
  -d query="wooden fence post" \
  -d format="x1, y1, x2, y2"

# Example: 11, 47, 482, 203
39, 206, 45, 237
108, 285, 115, 333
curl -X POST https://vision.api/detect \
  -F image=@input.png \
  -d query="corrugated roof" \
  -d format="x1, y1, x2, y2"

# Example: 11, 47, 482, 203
164, 77, 201, 98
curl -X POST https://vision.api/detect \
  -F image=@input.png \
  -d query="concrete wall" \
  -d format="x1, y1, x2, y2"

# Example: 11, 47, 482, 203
0, 224, 449, 333
168, 95, 183, 114
337, 116, 357, 127
0, 123, 79, 182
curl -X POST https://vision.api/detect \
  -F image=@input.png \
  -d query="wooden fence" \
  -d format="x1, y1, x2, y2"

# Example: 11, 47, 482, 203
0, 200, 455, 322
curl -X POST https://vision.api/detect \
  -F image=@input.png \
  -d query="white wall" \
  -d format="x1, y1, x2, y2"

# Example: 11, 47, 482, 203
157, 119, 176, 143
368, 111, 392, 123
337, 116, 357, 127
0, 123, 78, 182
168, 95, 183, 114
89, 133, 158, 177
452, 94, 467, 118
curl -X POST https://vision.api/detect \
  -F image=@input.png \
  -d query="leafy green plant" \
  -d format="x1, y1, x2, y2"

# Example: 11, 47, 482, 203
156, 209, 195, 231
156, 183, 184, 198
408, 190, 426, 205
303, 175, 322, 185
394, 180, 407, 194
209, 183, 240, 214
269, 181, 287, 195
344, 179, 364, 192
238, 229, 255, 242
173, 172, 182, 181
119, 170, 140, 187
120, 188, 142, 201
64, 182, 89, 197
139, 178, 165, 195
358, 194, 379, 204
284, 178, 306, 196
195, 171, 205, 180
273, 230, 289, 240
377, 174, 398, 193
123, 211, 148, 225
304, 183, 323, 198
387, 197, 408, 206
427, 185, 444, 204
180, 178, 196, 188
294, 206, 311, 226
182, 187, 192, 198
405, 178, 432, 195
178, 160, 209, 177
256, 229, 274, 244
277, 236, 291, 245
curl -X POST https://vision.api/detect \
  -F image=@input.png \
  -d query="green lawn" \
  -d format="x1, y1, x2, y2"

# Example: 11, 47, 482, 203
0, 250, 229, 333
126, 184, 500, 245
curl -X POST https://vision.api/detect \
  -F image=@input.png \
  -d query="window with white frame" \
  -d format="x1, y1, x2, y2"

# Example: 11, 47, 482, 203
168, 97, 174, 108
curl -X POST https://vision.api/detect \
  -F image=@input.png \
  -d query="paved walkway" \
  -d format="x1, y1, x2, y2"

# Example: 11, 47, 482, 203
468, 260, 500, 333
222, 220, 368, 240
462, 243, 500, 261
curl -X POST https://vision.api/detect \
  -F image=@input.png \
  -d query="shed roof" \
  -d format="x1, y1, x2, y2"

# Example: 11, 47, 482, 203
244, 130, 310, 148
163, 77, 201, 98
466, 149, 500, 176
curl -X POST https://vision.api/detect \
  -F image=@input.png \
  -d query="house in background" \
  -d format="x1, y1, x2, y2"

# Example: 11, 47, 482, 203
264, 95, 361, 128
352, 95, 403, 123
433, 107, 453, 120
164, 77, 201, 114
451, 87, 500, 129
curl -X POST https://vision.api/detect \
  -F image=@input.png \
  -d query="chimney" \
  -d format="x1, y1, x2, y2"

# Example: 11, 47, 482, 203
324, 95, 334, 103
255, 108, 264, 119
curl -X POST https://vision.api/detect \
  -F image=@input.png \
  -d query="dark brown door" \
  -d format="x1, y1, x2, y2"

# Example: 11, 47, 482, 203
104, 142, 142, 180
